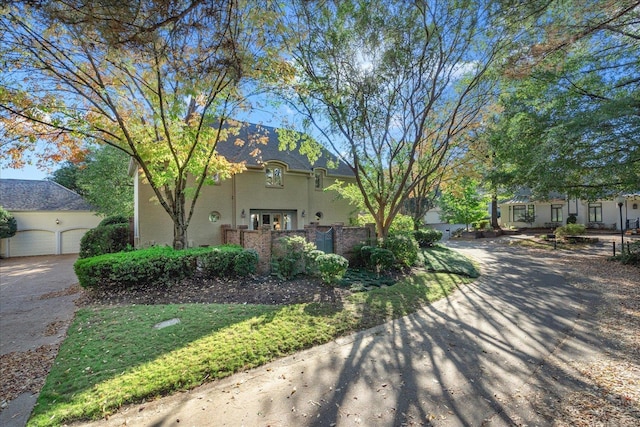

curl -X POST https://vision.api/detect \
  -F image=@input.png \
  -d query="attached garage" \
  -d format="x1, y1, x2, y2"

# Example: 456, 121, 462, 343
0, 179, 102, 258
6, 230, 56, 257
61, 228, 91, 254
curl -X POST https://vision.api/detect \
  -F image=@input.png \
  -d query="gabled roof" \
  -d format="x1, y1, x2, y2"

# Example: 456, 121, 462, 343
215, 122, 354, 177
0, 179, 94, 211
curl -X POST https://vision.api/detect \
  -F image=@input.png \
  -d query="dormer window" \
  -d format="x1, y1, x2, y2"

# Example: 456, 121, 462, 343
266, 164, 283, 187
314, 170, 323, 190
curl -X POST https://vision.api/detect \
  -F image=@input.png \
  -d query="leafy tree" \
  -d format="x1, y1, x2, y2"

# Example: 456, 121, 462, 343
77, 146, 134, 217
487, 0, 640, 199
0, 206, 18, 239
48, 146, 134, 217
48, 162, 84, 195
0, 1, 288, 249
281, 0, 507, 238
438, 177, 488, 232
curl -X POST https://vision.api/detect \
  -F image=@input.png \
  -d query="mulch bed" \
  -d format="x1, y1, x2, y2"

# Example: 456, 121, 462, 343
74, 274, 354, 307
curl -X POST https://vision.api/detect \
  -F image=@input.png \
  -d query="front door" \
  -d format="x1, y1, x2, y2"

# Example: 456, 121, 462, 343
250, 210, 296, 230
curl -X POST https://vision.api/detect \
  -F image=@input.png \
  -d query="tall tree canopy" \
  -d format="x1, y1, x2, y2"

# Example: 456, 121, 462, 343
282, 0, 508, 237
0, 0, 288, 248
49, 145, 134, 217
487, 0, 640, 199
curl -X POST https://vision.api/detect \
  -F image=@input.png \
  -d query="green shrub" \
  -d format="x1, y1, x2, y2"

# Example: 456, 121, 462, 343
382, 232, 419, 268
74, 246, 202, 289
0, 206, 17, 239
271, 235, 316, 279
413, 229, 442, 247
198, 246, 239, 276
304, 249, 325, 277
316, 253, 349, 284
98, 215, 129, 227
566, 214, 577, 224
369, 247, 395, 274
473, 220, 490, 230
79, 223, 130, 258
233, 249, 259, 276
555, 224, 586, 238
615, 241, 640, 266
354, 244, 396, 274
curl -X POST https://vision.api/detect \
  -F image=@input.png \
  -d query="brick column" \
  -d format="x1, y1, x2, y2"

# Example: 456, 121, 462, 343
332, 223, 344, 256
220, 224, 232, 244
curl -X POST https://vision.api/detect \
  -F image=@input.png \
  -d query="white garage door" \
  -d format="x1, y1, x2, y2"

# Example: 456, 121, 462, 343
61, 228, 89, 254
8, 230, 56, 257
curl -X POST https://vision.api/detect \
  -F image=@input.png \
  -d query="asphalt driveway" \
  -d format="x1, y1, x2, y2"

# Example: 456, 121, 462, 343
79, 241, 607, 426
0, 255, 80, 426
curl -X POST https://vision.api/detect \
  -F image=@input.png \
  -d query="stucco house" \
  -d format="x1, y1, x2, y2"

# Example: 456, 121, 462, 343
498, 190, 640, 231
0, 179, 101, 257
133, 123, 357, 248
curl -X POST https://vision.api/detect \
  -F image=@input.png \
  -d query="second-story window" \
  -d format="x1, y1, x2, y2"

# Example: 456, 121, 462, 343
314, 171, 323, 190
266, 165, 283, 187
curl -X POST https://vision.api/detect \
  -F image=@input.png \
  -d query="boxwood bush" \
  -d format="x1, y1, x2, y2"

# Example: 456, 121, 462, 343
197, 245, 242, 276
75, 245, 259, 289
233, 249, 259, 276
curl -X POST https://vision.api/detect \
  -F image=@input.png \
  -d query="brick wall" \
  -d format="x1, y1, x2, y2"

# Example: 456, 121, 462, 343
221, 222, 375, 274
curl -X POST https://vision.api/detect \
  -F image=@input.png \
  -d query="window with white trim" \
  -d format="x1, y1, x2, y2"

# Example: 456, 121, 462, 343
588, 203, 602, 222
265, 165, 283, 187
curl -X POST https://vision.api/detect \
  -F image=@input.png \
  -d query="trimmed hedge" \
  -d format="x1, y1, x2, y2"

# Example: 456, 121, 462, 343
74, 245, 259, 289
98, 215, 129, 227
79, 223, 130, 259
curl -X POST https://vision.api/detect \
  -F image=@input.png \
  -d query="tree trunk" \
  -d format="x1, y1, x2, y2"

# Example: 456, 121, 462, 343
172, 184, 188, 250
490, 193, 501, 230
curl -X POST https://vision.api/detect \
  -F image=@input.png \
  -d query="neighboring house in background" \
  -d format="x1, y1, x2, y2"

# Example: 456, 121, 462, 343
499, 190, 640, 231
133, 123, 357, 248
0, 179, 101, 257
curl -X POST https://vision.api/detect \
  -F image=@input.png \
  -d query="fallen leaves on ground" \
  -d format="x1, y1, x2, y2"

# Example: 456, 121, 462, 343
0, 344, 59, 410
531, 249, 640, 426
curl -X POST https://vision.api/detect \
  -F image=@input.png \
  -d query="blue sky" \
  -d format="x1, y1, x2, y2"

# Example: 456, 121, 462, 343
1, 164, 48, 180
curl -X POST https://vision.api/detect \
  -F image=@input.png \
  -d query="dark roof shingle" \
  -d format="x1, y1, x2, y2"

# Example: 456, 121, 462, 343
215, 122, 354, 176
0, 179, 94, 211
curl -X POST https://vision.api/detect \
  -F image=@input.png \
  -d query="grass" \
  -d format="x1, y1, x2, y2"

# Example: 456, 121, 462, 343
419, 244, 481, 277
29, 246, 477, 426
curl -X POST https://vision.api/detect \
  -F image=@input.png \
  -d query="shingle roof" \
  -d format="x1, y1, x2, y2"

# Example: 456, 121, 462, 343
500, 188, 567, 204
0, 179, 94, 211
215, 122, 354, 177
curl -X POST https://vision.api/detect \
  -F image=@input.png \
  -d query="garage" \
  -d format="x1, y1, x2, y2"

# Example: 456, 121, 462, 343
5, 230, 56, 257
61, 228, 91, 254
0, 179, 102, 258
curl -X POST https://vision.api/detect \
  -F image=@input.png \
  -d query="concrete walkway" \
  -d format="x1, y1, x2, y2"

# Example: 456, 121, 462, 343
79, 241, 605, 426
0, 255, 80, 427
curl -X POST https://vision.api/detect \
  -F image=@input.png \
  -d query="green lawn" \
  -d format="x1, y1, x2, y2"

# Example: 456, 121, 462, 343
419, 244, 480, 277
29, 246, 478, 426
